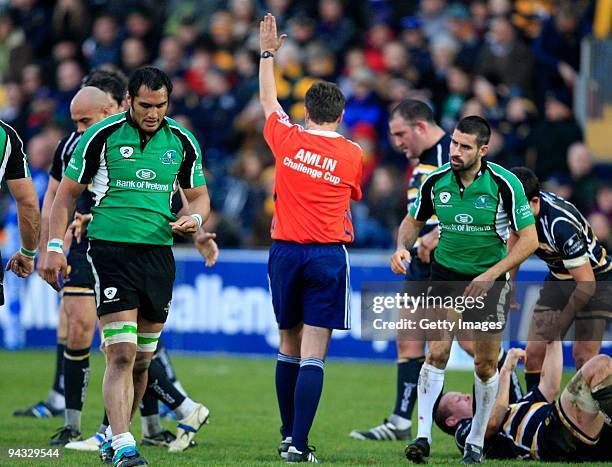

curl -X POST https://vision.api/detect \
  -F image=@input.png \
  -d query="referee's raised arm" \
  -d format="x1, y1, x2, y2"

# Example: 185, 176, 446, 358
259, 13, 287, 118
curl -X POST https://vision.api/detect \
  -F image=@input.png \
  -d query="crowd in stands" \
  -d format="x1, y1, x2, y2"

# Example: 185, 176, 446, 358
0, 0, 609, 249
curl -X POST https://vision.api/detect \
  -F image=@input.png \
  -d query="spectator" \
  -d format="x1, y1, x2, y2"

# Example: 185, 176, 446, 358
82, 14, 122, 68
440, 64, 471, 132
418, 0, 451, 42
593, 184, 612, 224
124, 7, 160, 53
567, 142, 599, 213
498, 97, 537, 165
588, 212, 610, 250
52, 0, 89, 43
317, 0, 356, 55
0, 12, 32, 83
120, 38, 149, 75
476, 15, 535, 98
527, 90, 582, 178
533, 3, 583, 107
155, 36, 187, 77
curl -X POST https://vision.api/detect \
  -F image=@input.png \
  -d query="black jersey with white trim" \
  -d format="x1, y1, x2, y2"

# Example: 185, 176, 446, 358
407, 134, 451, 244
49, 131, 94, 215
455, 388, 551, 460
535, 191, 611, 279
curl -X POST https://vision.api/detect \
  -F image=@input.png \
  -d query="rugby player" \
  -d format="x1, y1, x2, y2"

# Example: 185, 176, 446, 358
351, 100, 481, 442
509, 167, 610, 389
42, 66, 210, 467
0, 119, 40, 294
435, 341, 612, 462
14, 70, 131, 422
260, 13, 363, 463
400, 116, 538, 463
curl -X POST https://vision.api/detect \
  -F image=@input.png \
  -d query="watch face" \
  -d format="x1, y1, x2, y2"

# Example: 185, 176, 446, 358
262, 51, 273, 58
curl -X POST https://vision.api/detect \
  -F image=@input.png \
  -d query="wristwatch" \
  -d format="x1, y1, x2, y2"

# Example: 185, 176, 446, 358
261, 51, 274, 59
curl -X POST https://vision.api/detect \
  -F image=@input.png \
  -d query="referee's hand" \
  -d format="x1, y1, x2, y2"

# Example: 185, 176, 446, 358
41, 251, 68, 292
390, 248, 411, 275
170, 215, 199, 236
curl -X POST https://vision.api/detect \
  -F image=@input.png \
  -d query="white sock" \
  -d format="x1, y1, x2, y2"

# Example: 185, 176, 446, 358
141, 414, 163, 437
174, 397, 198, 420
105, 425, 113, 441
416, 363, 445, 444
388, 413, 411, 430
47, 390, 65, 409
111, 432, 136, 453
466, 370, 499, 448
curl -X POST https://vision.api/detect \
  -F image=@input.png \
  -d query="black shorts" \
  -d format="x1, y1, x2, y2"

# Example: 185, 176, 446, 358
428, 260, 510, 331
63, 237, 95, 297
537, 400, 600, 462
87, 241, 175, 323
536, 270, 612, 320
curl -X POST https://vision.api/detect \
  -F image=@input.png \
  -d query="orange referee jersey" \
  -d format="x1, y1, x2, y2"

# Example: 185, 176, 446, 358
263, 110, 363, 244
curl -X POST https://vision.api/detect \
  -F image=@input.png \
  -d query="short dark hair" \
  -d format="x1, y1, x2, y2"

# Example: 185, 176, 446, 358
304, 81, 345, 124
456, 116, 491, 147
433, 394, 458, 435
82, 69, 128, 106
510, 166, 541, 200
128, 66, 173, 98
391, 99, 435, 124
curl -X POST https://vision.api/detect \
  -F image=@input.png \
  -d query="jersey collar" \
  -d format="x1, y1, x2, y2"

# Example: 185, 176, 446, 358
125, 111, 168, 150
304, 129, 342, 138
452, 157, 488, 190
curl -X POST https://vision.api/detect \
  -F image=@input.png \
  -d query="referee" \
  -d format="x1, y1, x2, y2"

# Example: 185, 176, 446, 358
42, 66, 210, 467
259, 14, 363, 463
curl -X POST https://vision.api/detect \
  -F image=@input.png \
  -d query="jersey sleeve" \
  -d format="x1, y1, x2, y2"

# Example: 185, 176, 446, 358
2, 122, 30, 180
263, 110, 300, 158
454, 419, 472, 452
350, 146, 363, 201
499, 170, 535, 231
64, 127, 101, 184
551, 219, 589, 268
409, 173, 436, 221
49, 136, 68, 182
176, 128, 206, 189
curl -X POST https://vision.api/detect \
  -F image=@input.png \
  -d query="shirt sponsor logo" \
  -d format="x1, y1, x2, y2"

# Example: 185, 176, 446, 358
474, 195, 492, 209
160, 150, 178, 165
120, 146, 134, 158
104, 287, 117, 299
136, 169, 157, 181
563, 233, 583, 256
455, 214, 473, 224
439, 191, 451, 203
516, 204, 532, 219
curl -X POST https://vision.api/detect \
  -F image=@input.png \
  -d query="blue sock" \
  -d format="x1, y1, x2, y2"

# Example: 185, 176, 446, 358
292, 358, 325, 452
276, 353, 300, 438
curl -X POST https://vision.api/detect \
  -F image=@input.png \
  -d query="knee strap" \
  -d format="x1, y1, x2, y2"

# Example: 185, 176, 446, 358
102, 321, 137, 346
137, 332, 161, 352
564, 370, 600, 414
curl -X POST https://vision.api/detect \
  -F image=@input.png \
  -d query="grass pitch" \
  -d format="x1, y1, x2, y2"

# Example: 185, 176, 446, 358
0, 350, 606, 466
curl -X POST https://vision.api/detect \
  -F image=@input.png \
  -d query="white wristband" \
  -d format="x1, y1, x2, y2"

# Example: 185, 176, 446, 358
47, 238, 64, 254
190, 214, 203, 229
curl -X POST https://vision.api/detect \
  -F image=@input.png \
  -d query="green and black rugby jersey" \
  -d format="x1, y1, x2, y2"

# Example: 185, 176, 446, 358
409, 159, 534, 276
64, 111, 206, 245
0, 120, 30, 181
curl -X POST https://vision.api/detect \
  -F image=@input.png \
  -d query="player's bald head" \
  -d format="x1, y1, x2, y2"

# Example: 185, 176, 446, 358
71, 86, 111, 112
70, 86, 114, 132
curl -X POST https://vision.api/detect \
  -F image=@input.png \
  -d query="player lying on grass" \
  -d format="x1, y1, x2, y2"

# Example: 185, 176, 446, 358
434, 341, 612, 462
